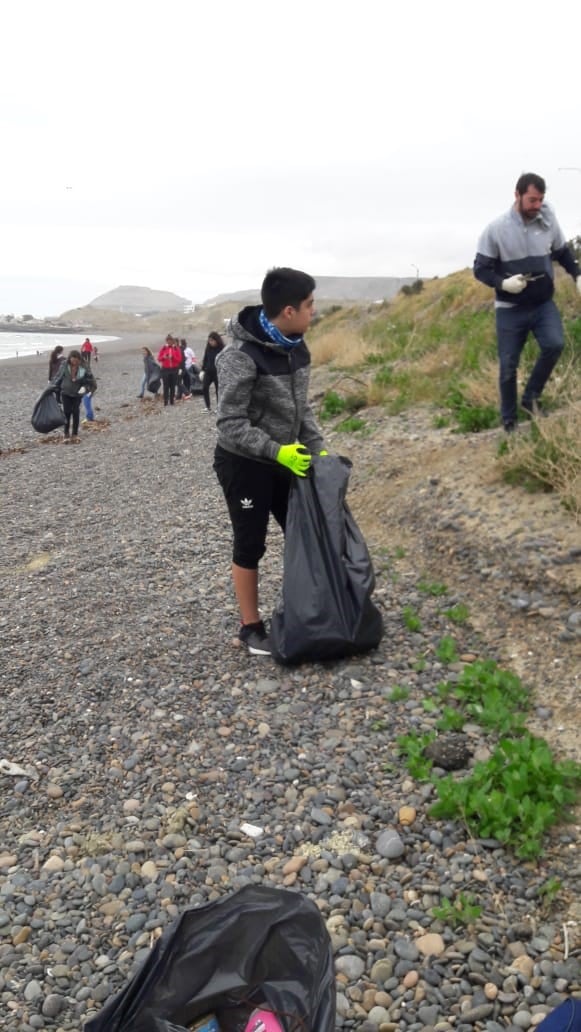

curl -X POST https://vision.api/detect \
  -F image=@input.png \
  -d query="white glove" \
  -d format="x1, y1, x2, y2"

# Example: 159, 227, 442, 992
78, 386, 86, 395
502, 274, 528, 294
576, 274, 581, 295
199, 371, 205, 382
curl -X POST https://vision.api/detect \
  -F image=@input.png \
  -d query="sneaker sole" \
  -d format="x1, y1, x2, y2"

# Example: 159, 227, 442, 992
245, 643, 271, 656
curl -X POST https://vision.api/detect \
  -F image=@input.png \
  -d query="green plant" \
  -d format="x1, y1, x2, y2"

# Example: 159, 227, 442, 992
394, 546, 406, 559
320, 390, 346, 421
436, 706, 465, 731
397, 731, 435, 781
430, 733, 581, 859
370, 719, 387, 731
418, 579, 448, 597
433, 413, 451, 429
388, 684, 410, 702
436, 635, 459, 663
423, 698, 439, 713
537, 876, 563, 906
402, 606, 422, 632
444, 659, 530, 734
444, 603, 470, 624
373, 366, 394, 386
413, 657, 427, 672
432, 893, 482, 927
335, 416, 366, 433
447, 384, 499, 433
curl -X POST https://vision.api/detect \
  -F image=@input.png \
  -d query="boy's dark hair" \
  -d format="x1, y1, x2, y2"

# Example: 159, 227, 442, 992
261, 267, 316, 319
515, 172, 546, 196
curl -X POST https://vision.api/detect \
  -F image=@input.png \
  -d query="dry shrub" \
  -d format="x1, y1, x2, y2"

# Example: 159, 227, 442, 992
497, 401, 581, 519
309, 327, 372, 368
454, 360, 499, 408
413, 342, 463, 378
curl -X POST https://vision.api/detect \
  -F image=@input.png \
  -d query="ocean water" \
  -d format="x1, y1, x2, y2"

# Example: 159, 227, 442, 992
0, 332, 119, 362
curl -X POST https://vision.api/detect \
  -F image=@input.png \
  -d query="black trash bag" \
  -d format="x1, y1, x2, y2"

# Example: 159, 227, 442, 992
270, 454, 383, 664
84, 885, 335, 1032
31, 385, 65, 433
189, 366, 203, 395
147, 363, 162, 394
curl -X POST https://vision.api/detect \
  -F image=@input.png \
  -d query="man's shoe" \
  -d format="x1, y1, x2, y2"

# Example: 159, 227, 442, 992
503, 420, 516, 433
521, 397, 546, 418
238, 620, 271, 656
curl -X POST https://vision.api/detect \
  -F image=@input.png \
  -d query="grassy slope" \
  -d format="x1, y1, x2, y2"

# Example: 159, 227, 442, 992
309, 268, 581, 516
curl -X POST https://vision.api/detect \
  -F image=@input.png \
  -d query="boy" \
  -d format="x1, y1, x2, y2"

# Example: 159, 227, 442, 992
214, 267, 325, 655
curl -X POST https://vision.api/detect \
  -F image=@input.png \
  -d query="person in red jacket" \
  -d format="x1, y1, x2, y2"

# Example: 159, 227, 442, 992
157, 334, 183, 406
81, 337, 94, 368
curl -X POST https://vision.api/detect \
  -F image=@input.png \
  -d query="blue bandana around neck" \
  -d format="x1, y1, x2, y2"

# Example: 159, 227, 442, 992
259, 308, 303, 351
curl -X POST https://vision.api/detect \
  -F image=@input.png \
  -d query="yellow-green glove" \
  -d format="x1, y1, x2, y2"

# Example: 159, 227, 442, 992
319, 450, 328, 456
276, 443, 312, 477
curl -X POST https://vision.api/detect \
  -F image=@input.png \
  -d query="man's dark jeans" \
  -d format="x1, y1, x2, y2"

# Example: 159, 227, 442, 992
495, 300, 564, 424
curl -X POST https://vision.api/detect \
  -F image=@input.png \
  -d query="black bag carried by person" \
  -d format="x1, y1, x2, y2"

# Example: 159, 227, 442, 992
31, 385, 66, 433
270, 454, 383, 664
147, 362, 162, 394
84, 885, 335, 1032
189, 365, 203, 395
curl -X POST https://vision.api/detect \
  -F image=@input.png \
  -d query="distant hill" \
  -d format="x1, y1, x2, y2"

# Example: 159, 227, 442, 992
88, 285, 191, 314
59, 275, 418, 336
202, 275, 414, 307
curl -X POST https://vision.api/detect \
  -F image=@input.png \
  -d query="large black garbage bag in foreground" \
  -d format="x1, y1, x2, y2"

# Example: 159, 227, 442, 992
270, 455, 383, 664
84, 885, 335, 1032
31, 385, 65, 433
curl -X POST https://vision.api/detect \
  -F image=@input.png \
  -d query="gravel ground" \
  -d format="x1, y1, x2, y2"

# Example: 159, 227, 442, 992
1, 347, 580, 1032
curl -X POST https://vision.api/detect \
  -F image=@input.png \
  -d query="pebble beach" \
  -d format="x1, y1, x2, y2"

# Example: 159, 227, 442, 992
1, 339, 580, 1032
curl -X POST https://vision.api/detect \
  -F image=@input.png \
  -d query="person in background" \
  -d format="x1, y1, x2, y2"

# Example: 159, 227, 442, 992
474, 171, 581, 432
214, 268, 325, 655
138, 347, 161, 399
48, 345, 66, 383
81, 337, 94, 369
181, 338, 197, 399
53, 349, 96, 443
201, 331, 224, 412
81, 355, 97, 424
93, 344, 99, 364
157, 334, 182, 406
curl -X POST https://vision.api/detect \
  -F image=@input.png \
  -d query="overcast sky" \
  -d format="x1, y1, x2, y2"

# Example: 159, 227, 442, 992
1, 0, 580, 316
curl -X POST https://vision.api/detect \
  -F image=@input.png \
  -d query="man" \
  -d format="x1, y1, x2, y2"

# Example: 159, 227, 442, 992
474, 172, 581, 431
214, 267, 326, 656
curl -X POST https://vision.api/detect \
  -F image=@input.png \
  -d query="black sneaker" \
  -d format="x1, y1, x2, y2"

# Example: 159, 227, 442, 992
238, 620, 271, 656
503, 420, 516, 433
521, 397, 546, 418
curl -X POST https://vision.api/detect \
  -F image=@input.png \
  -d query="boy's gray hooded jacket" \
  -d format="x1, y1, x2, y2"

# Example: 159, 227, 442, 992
216, 305, 324, 463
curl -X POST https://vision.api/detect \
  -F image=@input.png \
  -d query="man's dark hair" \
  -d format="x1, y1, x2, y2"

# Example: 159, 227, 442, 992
261, 267, 316, 319
515, 172, 546, 196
